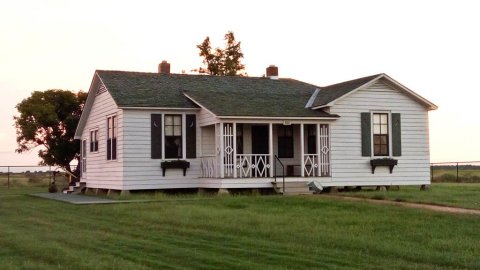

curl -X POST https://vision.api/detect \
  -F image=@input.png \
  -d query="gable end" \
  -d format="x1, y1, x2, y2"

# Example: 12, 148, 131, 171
74, 72, 119, 139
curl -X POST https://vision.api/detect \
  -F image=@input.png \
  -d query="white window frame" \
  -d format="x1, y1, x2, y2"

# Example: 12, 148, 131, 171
81, 139, 87, 175
89, 128, 99, 153
370, 111, 392, 158
163, 114, 187, 160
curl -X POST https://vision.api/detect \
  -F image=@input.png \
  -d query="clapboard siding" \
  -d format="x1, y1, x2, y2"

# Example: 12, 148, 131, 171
329, 80, 431, 185
198, 108, 217, 127
201, 125, 215, 156
122, 109, 202, 189
80, 83, 124, 189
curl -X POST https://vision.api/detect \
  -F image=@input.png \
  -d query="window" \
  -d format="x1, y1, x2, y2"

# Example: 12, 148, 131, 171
373, 113, 389, 156
107, 115, 117, 160
81, 139, 87, 174
164, 115, 182, 159
307, 125, 317, 154
278, 125, 293, 158
90, 129, 98, 152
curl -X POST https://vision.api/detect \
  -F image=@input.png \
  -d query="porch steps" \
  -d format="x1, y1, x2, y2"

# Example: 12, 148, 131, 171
63, 181, 87, 194
272, 181, 314, 195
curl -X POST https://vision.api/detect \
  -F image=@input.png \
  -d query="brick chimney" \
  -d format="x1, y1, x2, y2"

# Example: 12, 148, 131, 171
266, 65, 278, 79
158, 60, 170, 74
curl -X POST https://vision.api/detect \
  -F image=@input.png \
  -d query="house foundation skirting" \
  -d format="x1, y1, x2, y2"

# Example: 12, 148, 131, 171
82, 177, 429, 191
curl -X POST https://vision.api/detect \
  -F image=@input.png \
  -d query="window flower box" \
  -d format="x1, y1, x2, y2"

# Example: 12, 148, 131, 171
370, 158, 398, 174
161, 160, 190, 176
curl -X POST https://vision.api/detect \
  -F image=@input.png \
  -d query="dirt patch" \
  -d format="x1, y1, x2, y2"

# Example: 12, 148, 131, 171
327, 195, 480, 215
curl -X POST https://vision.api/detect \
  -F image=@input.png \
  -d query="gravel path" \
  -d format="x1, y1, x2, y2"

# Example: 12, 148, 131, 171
31, 193, 119, 204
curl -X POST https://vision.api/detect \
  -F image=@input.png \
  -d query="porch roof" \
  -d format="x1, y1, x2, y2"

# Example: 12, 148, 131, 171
183, 78, 336, 118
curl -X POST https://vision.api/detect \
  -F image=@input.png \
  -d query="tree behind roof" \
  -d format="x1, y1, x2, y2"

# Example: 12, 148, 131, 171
195, 31, 246, 76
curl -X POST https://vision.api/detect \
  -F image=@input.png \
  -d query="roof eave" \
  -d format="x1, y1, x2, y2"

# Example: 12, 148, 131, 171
314, 73, 438, 111
217, 115, 340, 120
381, 74, 438, 111
118, 106, 200, 110
182, 92, 219, 118
74, 72, 102, 139
321, 74, 384, 108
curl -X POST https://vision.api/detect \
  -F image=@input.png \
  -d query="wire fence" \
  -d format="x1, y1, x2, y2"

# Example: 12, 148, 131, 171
0, 165, 77, 189
431, 161, 480, 183
2, 162, 478, 189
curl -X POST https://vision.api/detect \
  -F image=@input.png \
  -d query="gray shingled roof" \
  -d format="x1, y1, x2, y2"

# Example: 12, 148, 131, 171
97, 70, 198, 108
182, 77, 334, 117
96, 70, 338, 118
311, 74, 381, 108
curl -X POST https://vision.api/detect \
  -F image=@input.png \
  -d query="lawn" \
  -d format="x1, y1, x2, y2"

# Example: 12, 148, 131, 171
0, 188, 479, 269
333, 183, 480, 210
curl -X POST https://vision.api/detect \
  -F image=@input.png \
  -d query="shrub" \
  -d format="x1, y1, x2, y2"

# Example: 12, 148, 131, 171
48, 182, 58, 193
436, 173, 456, 182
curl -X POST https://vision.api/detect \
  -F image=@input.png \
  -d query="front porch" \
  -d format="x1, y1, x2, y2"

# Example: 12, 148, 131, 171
198, 122, 332, 180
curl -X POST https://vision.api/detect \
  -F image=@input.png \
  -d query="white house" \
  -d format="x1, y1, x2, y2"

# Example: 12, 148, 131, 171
73, 62, 437, 194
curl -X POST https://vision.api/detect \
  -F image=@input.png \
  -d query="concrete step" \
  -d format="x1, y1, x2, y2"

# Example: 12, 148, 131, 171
74, 182, 86, 188
272, 181, 313, 195
62, 182, 86, 194
272, 181, 310, 188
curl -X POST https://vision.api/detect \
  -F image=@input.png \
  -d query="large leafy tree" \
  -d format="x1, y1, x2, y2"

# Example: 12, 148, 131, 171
195, 31, 246, 76
14, 90, 87, 173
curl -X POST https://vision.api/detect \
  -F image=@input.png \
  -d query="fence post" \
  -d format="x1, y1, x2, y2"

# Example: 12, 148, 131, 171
430, 165, 433, 182
7, 166, 10, 189
456, 162, 459, 182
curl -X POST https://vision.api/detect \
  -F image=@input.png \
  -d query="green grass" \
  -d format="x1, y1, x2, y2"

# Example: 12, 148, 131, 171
1, 189, 479, 269
333, 183, 480, 209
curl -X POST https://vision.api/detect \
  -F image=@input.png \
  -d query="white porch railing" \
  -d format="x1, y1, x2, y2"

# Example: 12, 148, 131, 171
200, 154, 271, 178
236, 154, 271, 178
200, 154, 332, 178
200, 156, 217, 178
303, 154, 330, 177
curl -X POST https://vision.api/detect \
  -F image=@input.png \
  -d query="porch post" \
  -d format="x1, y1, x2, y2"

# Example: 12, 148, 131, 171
300, 123, 305, 177
317, 123, 321, 177
219, 122, 225, 178
233, 122, 237, 178
161, 114, 165, 159
182, 114, 187, 159
269, 123, 273, 177
199, 126, 203, 157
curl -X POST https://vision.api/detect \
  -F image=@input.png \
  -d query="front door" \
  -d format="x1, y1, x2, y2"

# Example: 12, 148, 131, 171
251, 125, 268, 154
251, 125, 269, 177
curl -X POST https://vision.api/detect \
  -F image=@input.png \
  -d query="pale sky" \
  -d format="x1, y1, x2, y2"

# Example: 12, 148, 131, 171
0, 0, 479, 165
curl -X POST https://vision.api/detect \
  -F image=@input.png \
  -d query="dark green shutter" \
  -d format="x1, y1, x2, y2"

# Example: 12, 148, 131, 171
392, 113, 402, 156
361, 112, 371, 156
112, 138, 117, 160
107, 139, 111, 160
186, 114, 196, 158
151, 114, 162, 159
